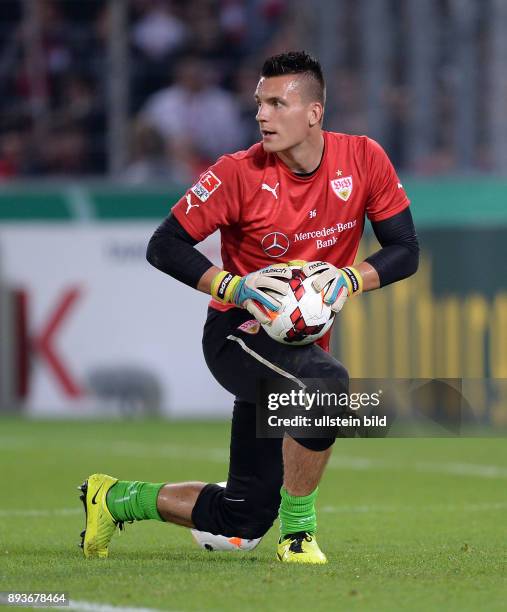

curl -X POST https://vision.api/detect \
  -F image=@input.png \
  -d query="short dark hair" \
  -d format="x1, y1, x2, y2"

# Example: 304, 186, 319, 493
261, 51, 325, 105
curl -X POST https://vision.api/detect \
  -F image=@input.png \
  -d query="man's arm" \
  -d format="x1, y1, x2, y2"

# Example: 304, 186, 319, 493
360, 137, 418, 289
146, 213, 216, 291
147, 207, 418, 313
343, 206, 419, 293
302, 207, 419, 312
364, 206, 419, 288
146, 214, 288, 323
350, 261, 380, 292
196, 266, 222, 293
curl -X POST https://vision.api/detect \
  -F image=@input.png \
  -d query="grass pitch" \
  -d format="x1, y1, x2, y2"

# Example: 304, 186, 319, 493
0, 418, 506, 612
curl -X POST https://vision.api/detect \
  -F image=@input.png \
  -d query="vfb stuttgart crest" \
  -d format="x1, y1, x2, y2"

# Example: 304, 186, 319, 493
330, 176, 353, 202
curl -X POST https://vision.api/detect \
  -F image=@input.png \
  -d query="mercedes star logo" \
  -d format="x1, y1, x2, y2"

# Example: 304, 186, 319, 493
261, 232, 290, 258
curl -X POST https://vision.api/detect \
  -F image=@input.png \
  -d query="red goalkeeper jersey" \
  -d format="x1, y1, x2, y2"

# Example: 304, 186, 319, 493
172, 131, 410, 350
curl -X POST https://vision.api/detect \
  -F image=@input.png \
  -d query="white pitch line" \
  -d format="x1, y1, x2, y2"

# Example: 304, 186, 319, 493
105, 443, 507, 480
108, 444, 507, 480
414, 460, 507, 479
68, 600, 170, 612
320, 501, 507, 513
0, 507, 81, 518
0, 595, 177, 611
3, 499, 505, 521
13, 600, 176, 612
107, 441, 229, 463
328, 454, 507, 479
328, 455, 383, 470
321, 504, 397, 513
2, 435, 507, 480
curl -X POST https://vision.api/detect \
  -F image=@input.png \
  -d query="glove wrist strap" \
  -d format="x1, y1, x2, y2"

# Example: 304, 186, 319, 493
210, 271, 241, 303
341, 266, 363, 296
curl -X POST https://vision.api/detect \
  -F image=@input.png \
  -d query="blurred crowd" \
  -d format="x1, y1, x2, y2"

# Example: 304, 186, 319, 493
0, 0, 499, 182
0, 0, 289, 182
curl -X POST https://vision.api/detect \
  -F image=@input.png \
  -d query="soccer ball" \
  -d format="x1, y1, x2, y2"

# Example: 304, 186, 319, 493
261, 265, 335, 345
190, 482, 262, 552
191, 530, 261, 552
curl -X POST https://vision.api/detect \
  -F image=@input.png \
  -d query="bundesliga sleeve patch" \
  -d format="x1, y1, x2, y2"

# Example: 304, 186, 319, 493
191, 170, 222, 202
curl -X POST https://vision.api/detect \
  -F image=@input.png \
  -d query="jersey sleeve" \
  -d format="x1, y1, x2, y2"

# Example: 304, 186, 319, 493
171, 155, 241, 242
365, 138, 410, 222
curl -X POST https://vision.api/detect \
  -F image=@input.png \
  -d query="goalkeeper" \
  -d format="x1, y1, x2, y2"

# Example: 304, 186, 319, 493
79, 51, 419, 564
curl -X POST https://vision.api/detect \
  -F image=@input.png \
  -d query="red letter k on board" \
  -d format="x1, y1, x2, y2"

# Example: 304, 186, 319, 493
32, 287, 83, 398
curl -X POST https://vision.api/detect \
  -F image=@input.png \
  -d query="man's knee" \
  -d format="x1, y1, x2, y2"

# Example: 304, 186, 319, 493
322, 359, 349, 382
191, 483, 279, 539
286, 358, 353, 446
231, 504, 277, 539
291, 436, 336, 451
299, 352, 349, 386
221, 491, 280, 539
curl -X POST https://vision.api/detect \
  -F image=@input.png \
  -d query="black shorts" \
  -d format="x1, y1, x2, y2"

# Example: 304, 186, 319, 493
202, 307, 348, 404
190, 307, 348, 538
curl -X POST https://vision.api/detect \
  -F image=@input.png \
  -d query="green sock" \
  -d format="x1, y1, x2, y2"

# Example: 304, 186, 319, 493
106, 481, 165, 522
279, 486, 318, 538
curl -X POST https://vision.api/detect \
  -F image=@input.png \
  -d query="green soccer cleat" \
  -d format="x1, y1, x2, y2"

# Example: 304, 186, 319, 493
78, 473, 122, 559
277, 531, 328, 564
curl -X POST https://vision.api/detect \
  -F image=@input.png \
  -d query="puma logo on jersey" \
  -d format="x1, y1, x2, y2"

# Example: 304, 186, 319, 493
262, 182, 279, 199
185, 193, 200, 215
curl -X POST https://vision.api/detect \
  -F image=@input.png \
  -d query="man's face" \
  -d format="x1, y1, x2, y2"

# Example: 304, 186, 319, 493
254, 75, 318, 153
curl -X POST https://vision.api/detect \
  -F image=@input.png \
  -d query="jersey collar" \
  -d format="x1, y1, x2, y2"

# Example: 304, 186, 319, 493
273, 131, 328, 182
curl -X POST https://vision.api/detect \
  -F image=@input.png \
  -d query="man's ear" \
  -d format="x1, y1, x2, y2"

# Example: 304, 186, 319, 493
309, 102, 324, 127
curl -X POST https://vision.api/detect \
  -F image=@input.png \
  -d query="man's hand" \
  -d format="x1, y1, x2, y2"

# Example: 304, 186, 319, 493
301, 261, 363, 313
211, 266, 291, 323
